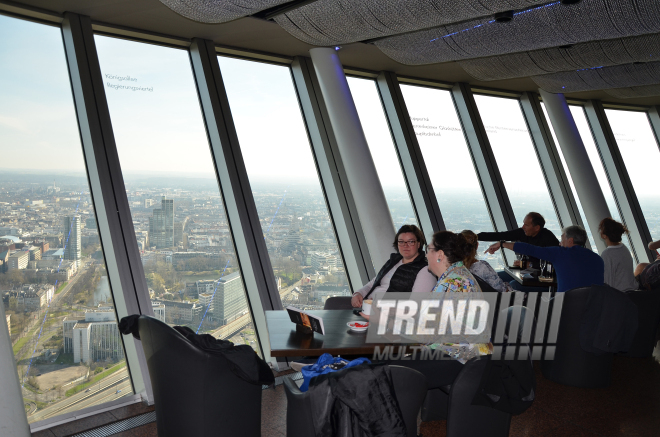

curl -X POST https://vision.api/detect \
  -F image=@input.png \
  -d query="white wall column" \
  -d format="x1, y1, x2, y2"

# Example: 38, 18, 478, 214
0, 304, 31, 437
309, 48, 394, 269
540, 90, 610, 253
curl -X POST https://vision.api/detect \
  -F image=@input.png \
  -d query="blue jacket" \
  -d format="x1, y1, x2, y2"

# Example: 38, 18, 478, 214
513, 243, 604, 293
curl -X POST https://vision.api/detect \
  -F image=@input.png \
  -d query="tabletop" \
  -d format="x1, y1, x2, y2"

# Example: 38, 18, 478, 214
266, 309, 380, 357
504, 266, 557, 288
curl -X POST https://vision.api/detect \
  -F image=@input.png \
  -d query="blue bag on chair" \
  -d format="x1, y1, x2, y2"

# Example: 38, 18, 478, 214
299, 353, 371, 392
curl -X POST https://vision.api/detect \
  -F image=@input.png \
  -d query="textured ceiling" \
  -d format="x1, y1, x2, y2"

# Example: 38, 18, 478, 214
274, 0, 544, 46
459, 33, 660, 82
606, 84, 660, 99
157, 0, 288, 23
532, 61, 660, 93
374, 0, 660, 65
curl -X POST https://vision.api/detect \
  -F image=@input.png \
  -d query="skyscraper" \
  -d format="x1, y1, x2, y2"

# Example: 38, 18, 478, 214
63, 215, 81, 268
149, 197, 174, 248
212, 272, 248, 325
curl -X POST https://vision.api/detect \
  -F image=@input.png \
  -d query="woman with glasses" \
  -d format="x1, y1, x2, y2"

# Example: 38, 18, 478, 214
351, 224, 437, 309
389, 230, 492, 390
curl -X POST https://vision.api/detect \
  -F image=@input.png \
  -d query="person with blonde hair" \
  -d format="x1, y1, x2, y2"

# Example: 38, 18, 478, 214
461, 230, 513, 293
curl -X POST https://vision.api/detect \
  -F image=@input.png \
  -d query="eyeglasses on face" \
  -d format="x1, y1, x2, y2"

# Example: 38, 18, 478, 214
425, 246, 437, 254
397, 240, 418, 246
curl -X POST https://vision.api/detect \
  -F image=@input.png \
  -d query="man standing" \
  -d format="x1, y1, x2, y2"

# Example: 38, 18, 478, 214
502, 226, 604, 293
478, 212, 559, 290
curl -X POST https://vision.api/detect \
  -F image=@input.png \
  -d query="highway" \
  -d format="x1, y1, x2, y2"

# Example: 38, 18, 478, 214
29, 368, 131, 422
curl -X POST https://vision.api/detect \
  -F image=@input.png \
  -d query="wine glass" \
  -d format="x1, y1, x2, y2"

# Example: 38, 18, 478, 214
540, 259, 547, 277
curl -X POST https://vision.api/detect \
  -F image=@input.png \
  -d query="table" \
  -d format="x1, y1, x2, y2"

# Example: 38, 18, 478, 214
266, 309, 379, 357
504, 266, 557, 288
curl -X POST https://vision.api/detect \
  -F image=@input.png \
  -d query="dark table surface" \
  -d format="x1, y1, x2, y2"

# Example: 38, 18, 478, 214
266, 309, 380, 357
504, 266, 557, 288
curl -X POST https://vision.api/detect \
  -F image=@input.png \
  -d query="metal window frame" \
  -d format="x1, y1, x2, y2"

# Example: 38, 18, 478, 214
376, 71, 446, 238
26, 12, 155, 432
451, 83, 517, 233
649, 106, 660, 155
189, 38, 282, 368
519, 92, 589, 243
291, 56, 374, 287
584, 100, 656, 262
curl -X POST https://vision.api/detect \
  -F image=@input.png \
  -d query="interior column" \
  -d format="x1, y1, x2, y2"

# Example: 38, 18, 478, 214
540, 89, 610, 253
309, 47, 395, 269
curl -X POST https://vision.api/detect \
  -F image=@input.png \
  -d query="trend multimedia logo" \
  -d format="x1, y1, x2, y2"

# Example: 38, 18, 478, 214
365, 292, 563, 361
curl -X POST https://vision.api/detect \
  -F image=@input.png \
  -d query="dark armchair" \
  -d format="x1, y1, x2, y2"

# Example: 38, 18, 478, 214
540, 287, 614, 388
619, 289, 660, 358
137, 315, 262, 437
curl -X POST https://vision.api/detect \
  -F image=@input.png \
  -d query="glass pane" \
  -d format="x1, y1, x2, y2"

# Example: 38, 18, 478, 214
605, 109, 660, 242
400, 84, 503, 271
0, 16, 132, 423
474, 95, 561, 238
540, 103, 598, 252
218, 57, 350, 310
95, 37, 261, 354
346, 77, 419, 230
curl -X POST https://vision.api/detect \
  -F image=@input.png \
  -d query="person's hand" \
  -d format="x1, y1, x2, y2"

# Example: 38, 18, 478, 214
485, 242, 501, 254
351, 293, 363, 308
359, 312, 370, 321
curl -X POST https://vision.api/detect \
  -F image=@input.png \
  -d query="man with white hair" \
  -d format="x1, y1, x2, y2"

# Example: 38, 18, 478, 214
501, 225, 604, 293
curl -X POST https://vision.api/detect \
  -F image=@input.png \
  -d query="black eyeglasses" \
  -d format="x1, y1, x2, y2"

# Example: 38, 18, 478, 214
397, 240, 418, 246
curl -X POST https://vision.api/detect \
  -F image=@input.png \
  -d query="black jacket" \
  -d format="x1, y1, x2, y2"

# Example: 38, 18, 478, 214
364, 252, 428, 299
579, 284, 639, 354
308, 364, 407, 437
119, 315, 274, 385
478, 227, 559, 248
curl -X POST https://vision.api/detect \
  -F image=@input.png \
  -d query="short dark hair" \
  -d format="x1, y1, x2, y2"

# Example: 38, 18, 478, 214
598, 217, 628, 243
526, 212, 545, 229
393, 224, 426, 255
563, 225, 588, 247
430, 231, 468, 264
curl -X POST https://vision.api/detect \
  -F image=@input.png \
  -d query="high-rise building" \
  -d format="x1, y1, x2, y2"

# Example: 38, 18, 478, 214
64, 310, 124, 363
213, 272, 248, 325
149, 197, 174, 248
311, 252, 337, 271
63, 215, 81, 268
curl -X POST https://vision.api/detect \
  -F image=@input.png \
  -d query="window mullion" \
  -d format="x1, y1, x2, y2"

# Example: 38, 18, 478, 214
584, 100, 655, 262
61, 12, 153, 402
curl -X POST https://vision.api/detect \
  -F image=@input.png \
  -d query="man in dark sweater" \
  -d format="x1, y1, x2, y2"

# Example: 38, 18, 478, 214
477, 212, 559, 291
479, 212, 560, 255
502, 225, 604, 293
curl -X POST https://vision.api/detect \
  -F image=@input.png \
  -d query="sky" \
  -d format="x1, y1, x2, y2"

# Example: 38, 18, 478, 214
1, 13, 659, 203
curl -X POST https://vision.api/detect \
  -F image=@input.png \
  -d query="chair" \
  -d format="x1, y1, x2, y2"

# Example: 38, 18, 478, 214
540, 287, 614, 388
324, 296, 353, 310
474, 275, 499, 293
137, 315, 262, 437
619, 289, 660, 358
283, 365, 427, 437
421, 306, 532, 436
446, 358, 512, 437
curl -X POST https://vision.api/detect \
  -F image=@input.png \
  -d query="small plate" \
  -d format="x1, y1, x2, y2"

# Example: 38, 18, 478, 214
539, 276, 553, 283
347, 321, 369, 332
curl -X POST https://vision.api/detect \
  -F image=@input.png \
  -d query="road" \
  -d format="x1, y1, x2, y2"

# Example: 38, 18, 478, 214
29, 368, 131, 422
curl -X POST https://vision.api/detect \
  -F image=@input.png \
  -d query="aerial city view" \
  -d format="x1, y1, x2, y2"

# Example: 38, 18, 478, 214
1, 167, 517, 421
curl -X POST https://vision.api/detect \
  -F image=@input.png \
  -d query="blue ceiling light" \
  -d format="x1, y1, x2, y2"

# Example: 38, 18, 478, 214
429, 1, 562, 43
334, 46, 342, 51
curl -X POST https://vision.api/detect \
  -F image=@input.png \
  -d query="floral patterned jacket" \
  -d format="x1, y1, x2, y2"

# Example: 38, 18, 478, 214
431, 261, 493, 364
